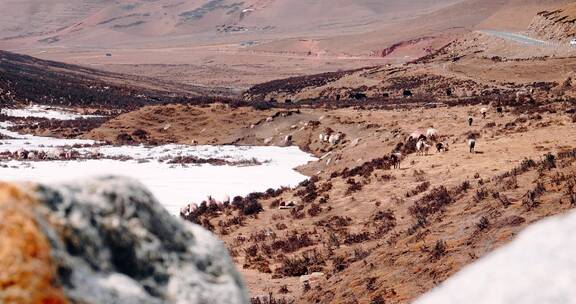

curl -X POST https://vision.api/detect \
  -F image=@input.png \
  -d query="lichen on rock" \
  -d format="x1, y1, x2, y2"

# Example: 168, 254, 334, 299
0, 176, 249, 304
0, 182, 68, 304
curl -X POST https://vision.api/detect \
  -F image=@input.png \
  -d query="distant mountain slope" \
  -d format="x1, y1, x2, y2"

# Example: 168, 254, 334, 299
0, 51, 230, 108
0, 0, 111, 40
0, 0, 571, 90
310, 0, 574, 55
1, 0, 571, 53
0, 0, 487, 48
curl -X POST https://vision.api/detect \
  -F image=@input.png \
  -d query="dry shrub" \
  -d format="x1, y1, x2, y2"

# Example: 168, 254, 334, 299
351, 247, 371, 262
407, 218, 428, 236
245, 244, 259, 256
307, 204, 323, 217
328, 233, 341, 248
498, 216, 526, 227
332, 255, 349, 272
523, 182, 546, 210
371, 295, 386, 304
296, 178, 319, 203
241, 199, 264, 216
218, 215, 246, 228
335, 157, 393, 179
565, 179, 576, 205
413, 169, 427, 182
318, 182, 333, 193
276, 257, 308, 277
492, 191, 511, 207
458, 181, 471, 193
276, 223, 288, 230
496, 158, 536, 180
377, 174, 395, 182
408, 186, 453, 222
372, 209, 397, 235
540, 153, 556, 171
290, 206, 305, 219
201, 218, 215, 231
345, 178, 363, 195
406, 181, 430, 198
243, 253, 272, 273
430, 240, 447, 260
271, 231, 315, 254
250, 230, 276, 242
474, 188, 489, 202
278, 285, 289, 294
275, 250, 326, 277
251, 293, 294, 304
504, 122, 516, 129
502, 176, 519, 190
315, 216, 352, 230
180, 199, 225, 224
366, 277, 378, 292
344, 232, 371, 245
476, 216, 490, 231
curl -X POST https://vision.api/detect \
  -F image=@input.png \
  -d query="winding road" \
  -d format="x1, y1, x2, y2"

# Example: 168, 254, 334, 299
480, 30, 550, 46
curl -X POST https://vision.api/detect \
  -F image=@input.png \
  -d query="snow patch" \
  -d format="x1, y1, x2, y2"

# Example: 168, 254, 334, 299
0, 124, 316, 215
1, 104, 101, 120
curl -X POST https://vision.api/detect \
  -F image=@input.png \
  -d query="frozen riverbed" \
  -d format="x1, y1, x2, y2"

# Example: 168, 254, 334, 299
0, 106, 316, 215
1, 104, 102, 120
0, 147, 315, 214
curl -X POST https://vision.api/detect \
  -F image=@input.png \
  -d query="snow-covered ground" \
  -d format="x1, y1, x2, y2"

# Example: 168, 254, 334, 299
0, 121, 97, 147
0, 148, 314, 215
1, 104, 101, 120
415, 210, 576, 304
0, 105, 316, 215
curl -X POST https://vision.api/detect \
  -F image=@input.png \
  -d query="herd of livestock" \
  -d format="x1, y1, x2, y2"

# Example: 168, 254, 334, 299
387, 105, 502, 169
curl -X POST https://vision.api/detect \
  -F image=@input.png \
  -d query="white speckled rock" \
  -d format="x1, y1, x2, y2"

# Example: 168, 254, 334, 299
33, 176, 249, 304
415, 210, 576, 304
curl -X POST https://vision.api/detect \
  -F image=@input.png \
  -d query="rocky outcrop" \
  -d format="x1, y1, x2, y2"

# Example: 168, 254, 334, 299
414, 210, 576, 304
527, 5, 576, 42
0, 176, 248, 304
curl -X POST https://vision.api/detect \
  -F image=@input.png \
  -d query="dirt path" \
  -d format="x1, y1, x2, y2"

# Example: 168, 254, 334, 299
479, 30, 550, 45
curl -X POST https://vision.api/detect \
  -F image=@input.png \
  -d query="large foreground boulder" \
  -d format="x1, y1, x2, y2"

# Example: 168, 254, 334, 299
0, 176, 248, 304
415, 209, 576, 304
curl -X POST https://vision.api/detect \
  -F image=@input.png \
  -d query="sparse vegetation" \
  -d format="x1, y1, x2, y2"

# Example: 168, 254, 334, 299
5, 27, 576, 303
430, 240, 447, 260
406, 181, 430, 198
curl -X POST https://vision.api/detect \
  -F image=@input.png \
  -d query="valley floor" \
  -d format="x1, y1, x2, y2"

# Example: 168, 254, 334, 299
1, 1, 576, 303
77, 101, 576, 303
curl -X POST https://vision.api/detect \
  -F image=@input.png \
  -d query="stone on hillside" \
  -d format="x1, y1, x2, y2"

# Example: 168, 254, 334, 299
414, 210, 576, 304
264, 137, 274, 145
0, 176, 248, 304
